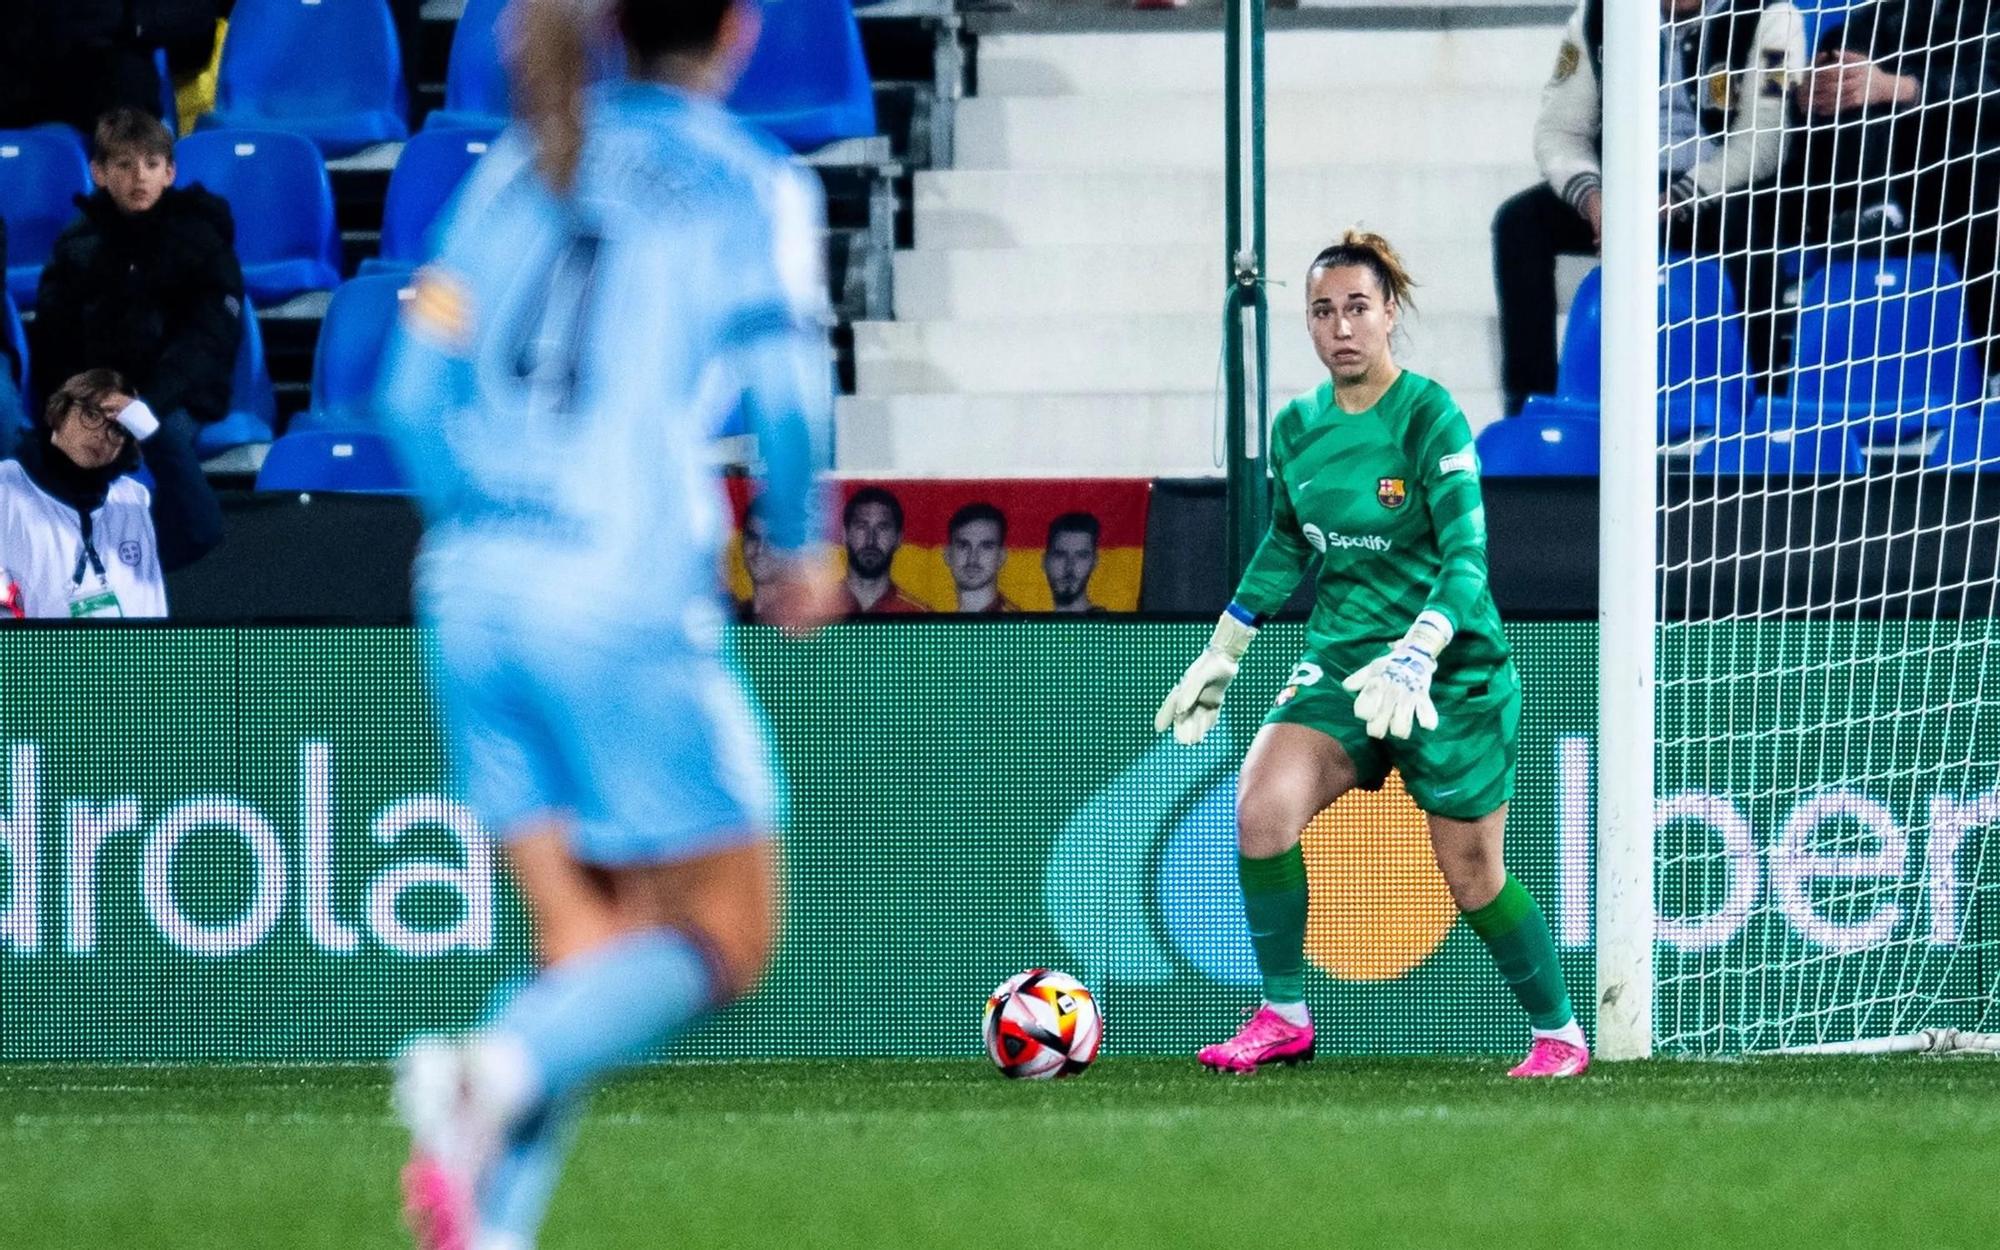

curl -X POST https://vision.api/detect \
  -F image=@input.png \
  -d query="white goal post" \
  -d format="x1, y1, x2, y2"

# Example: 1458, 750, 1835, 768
1600, 0, 2000, 1058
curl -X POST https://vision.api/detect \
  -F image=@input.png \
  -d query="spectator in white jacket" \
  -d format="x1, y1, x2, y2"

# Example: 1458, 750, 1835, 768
0, 368, 221, 619
1493, 0, 1806, 414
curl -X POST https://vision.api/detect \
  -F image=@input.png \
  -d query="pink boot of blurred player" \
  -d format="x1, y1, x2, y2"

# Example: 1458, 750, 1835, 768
1197, 1005, 1315, 1074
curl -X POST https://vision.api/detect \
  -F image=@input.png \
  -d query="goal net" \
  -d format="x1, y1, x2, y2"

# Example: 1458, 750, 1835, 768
1652, 0, 2000, 1054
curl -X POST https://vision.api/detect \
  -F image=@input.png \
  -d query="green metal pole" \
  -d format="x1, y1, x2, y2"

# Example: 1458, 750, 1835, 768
1223, 0, 1270, 583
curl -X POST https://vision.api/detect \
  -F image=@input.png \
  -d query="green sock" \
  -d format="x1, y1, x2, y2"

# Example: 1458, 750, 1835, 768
1463, 876, 1574, 1031
1239, 845, 1309, 1004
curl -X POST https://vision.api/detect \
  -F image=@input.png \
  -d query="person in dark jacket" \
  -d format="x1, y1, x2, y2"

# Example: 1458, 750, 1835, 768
1492, 0, 1807, 412
0, 368, 222, 619
32, 108, 244, 443
1782, 0, 2000, 376
0, 0, 220, 133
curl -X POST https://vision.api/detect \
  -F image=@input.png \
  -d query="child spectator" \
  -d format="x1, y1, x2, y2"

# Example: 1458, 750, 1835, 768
31, 108, 244, 445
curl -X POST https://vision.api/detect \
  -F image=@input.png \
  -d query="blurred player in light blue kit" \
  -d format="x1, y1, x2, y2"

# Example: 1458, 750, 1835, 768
380, 2, 842, 1246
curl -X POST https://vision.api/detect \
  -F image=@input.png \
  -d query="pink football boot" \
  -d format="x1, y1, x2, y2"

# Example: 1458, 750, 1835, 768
1508, 1037, 1590, 1078
1197, 1006, 1315, 1074
401, 1155, 474, 1250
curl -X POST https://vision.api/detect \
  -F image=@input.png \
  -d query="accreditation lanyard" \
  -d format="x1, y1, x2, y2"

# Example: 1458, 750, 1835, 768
68, 516, 124, 620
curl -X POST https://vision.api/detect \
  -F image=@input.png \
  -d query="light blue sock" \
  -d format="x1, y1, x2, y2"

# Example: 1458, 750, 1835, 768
475, 927, 715, 1243
497, 926, 715, 1102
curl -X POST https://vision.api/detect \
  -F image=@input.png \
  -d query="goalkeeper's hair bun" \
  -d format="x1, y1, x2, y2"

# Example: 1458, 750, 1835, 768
1309, 229, 1417, 310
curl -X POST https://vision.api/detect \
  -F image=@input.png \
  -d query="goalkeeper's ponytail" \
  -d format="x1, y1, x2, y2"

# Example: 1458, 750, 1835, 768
1309, 229, 1418, 311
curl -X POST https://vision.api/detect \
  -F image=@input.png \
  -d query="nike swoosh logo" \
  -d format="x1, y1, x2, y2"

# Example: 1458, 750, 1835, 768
1433, 787, 1461, 798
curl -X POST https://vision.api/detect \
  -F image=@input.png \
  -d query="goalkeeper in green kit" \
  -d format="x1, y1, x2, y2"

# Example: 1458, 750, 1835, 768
1157, 230, 1587, 1078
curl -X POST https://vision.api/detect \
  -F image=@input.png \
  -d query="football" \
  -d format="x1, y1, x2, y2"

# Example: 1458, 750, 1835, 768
982, 969, 1103, 1079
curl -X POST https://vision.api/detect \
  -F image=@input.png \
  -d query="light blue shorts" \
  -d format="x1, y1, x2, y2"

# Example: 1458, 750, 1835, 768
426, 615, 775, 866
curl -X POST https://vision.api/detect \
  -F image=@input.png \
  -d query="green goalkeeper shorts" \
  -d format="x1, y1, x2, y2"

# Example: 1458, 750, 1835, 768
1263, 655, 1521, 821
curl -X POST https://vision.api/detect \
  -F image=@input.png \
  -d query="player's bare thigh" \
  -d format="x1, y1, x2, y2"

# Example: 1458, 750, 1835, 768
1236, 723, 1360, 857
504, 820, 781, 1000
1426, 804, 1508, 911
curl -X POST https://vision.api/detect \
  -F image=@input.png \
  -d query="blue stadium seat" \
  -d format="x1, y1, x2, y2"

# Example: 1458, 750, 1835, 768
1788, 251, 1980, 441
195, 296, 277, 459
295, 274, 411, 430
255, 429, 406, 493
156, 49, 180, 135
1550, 256, 1751, 440
175, 130, 343, 303
0, 128, 91, 309
1797, 0, 1850, 49
1927, 404, 2000, 472
4, 290, 27, 391
729, 0, 878, 153
375, 128, 496, 268
1555, 266, 1604, 401
1516, 394, 1601, 426
3, 290, 28, 434
1476, 412, 1599, 476
203, 0, 409, 157
425, 0, 509, 131
1688, 426, 1866, 476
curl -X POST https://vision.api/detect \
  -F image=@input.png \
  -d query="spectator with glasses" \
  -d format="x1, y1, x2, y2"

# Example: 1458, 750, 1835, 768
0, 368, 220, 619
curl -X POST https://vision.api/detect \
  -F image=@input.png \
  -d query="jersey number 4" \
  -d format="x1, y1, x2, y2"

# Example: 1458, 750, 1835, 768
506, 229, 605, 424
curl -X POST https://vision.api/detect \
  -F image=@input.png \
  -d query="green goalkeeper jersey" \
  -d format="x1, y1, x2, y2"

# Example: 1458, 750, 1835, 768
1232, 369, 1510, 692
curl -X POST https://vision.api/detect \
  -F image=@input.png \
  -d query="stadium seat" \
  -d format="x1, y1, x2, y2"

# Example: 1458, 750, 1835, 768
1927, 404, 2000, 472
729, 0, 878, 153
156, 49, 180, 135
195, 296, 277, 459
1686, 425, 1866, 475
0, 128, 91, 309
374, 128, 496, 268
175, 130, 342, 304
1516, 394, 1600, 426
3, 290, 27, 390
203, 0, 409, 157
1554, 266, 1604, 401
3, 290, 28, 433
1476, 412, 1599, 476
296, 274, 412, 430
255, 429, 407, 493
425, 0, 509, 131
1788, 251, 1981, 441
1797, 0, 1849, 49
1547, 257, 1751, 440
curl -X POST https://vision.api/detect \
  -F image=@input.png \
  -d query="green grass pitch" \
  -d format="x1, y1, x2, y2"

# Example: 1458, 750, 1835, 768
5, 1057, 1996, 1248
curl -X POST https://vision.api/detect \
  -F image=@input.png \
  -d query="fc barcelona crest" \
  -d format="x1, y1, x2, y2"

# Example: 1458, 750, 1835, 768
1377, 477, 1406, 509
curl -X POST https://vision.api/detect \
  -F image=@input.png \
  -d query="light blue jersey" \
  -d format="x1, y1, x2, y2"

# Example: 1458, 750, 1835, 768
382, 80, 830, 645
379, 82, 830, 861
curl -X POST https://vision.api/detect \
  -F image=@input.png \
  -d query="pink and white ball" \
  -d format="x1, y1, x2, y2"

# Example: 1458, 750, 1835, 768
982, 969, 1103, 1079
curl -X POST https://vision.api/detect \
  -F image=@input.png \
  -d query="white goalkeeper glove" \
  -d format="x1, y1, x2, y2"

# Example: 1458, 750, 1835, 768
1341, 610, 1453, 741
1155, 609, 1258, 745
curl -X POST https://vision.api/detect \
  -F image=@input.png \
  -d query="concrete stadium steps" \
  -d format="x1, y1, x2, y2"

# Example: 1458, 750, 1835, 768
953, 92, 1541, 171
894, 237, 1504, 320
912, 166, 1534, 249
837, 393, 1229, 475
836, 385, 1508, 476
851, 312, 1498, 398
847, 20, 1567, 474
973, 29, 1560, 97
